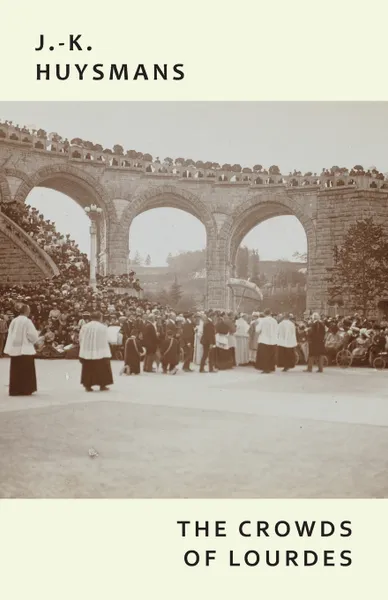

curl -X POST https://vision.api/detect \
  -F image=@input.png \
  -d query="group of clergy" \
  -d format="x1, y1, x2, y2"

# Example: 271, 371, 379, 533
3, 305, 326, 397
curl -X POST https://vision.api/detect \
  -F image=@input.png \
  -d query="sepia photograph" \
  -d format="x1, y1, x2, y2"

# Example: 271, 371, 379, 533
0, 101, 388, 498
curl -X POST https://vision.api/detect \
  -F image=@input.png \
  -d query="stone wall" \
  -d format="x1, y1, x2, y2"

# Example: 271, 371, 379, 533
2, 135, 388, 312
0, 230, 46, 284
308, 189, 388, 314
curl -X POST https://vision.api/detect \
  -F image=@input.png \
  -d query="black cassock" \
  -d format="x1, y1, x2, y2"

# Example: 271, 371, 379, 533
80, 358, 113, 388
9, 355, 37, 396
277, 346, 296, 369
124, 337, 144, 374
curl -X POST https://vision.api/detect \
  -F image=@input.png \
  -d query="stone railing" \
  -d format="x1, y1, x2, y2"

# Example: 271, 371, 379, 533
1, 123, 387, 190
0, 209, 60, 278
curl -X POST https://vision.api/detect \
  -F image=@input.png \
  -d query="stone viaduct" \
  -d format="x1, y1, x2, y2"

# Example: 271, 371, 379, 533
1, 123, 388, 312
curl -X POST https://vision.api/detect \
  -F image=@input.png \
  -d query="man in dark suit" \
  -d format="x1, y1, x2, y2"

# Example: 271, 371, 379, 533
143, 315, 159, 372
305, 312, 326, 372
200, 312, 217, 373
181, 313, 195, 372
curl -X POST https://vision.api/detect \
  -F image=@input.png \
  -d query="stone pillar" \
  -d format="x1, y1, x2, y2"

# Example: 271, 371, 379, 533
206, 237, 229, 309
89, 221, 97, 290
107, 222, 129, 275
85, 205, 103, 290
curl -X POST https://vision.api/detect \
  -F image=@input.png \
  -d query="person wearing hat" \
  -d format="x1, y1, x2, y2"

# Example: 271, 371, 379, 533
181, 313, 195, 371
124, 329, 145, 375
143, 314, 159, 372
160, 331, 180, 375
199, 312, 217, 373
305, 312, 326, 373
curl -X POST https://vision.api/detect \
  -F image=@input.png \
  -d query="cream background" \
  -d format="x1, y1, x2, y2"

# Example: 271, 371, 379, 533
0, 500, 386, 599
1, 0, 387, 100
1, 0, 388, 597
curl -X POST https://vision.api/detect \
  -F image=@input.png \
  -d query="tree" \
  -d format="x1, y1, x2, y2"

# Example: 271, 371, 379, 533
169, 276, 183, 307
113, 144, 124, 155
132, 251, 143, 266
250, 250, 260, 283
176, 293, 197, 312
145, 254, 151, 266
268, 165, 280, 175
292, 251, 307, 262
326, 217, 388, 315
165, 249, 206, 273
158, 288, 171, 305
236, 246, 249, 279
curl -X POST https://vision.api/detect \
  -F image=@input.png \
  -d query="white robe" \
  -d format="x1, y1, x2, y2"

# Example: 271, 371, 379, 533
277, 319, 297, 348
4, 315, 39, 356
79, 321, 112, 360
235, 318, 250, 365
257, 316, 278, 346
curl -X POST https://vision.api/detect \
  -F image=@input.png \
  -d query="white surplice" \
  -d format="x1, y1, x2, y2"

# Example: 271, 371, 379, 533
257, 316, 278, 346
4, 315, 39, 356
79, 321, 112, 360
277, 319, 297, 348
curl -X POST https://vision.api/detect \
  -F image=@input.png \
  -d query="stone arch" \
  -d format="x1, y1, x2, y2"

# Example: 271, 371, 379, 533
219, 192, 316, 268
12, 163, 115, 222
118, 185, 217, 301
11, 163, 116, 276
0, 170, 11, 203
121, 184, 217, 244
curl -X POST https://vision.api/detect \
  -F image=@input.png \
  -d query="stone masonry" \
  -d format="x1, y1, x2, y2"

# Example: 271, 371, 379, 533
1, 128, 388, 311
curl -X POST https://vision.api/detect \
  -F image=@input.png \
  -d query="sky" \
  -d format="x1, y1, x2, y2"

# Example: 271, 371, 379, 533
2, 101, 387, 265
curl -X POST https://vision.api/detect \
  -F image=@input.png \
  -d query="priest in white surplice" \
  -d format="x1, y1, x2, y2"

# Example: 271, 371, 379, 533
4, 304, 39, 396
277, 314, 298, 372
235, 314, 250, 365
79, 311, 113, 392
255, 308, 278, 373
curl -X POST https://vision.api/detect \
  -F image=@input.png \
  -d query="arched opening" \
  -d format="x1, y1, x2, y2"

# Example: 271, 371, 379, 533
224, 198, 311, 316
128, 207, 207, 311
10, 166, 113, 277
18, 187, 91, 281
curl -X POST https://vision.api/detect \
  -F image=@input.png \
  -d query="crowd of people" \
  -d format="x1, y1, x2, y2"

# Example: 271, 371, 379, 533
1, 200, 142, 290
2, 201, 90, 279
1, 197, 388, 396
1, 289, 388, 370
2, 289, 388, 396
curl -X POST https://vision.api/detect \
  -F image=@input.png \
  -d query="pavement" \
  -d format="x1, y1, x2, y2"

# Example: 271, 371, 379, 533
0, 358, 387, 498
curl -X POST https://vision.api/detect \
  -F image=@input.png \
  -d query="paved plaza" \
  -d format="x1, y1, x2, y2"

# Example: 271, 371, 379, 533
0, 358, 387, 499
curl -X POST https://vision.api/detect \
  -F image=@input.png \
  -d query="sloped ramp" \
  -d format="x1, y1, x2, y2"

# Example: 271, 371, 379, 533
0, 209, 59, 284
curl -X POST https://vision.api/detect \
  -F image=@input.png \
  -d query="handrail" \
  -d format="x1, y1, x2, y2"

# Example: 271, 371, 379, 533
0, 209, 60, 278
